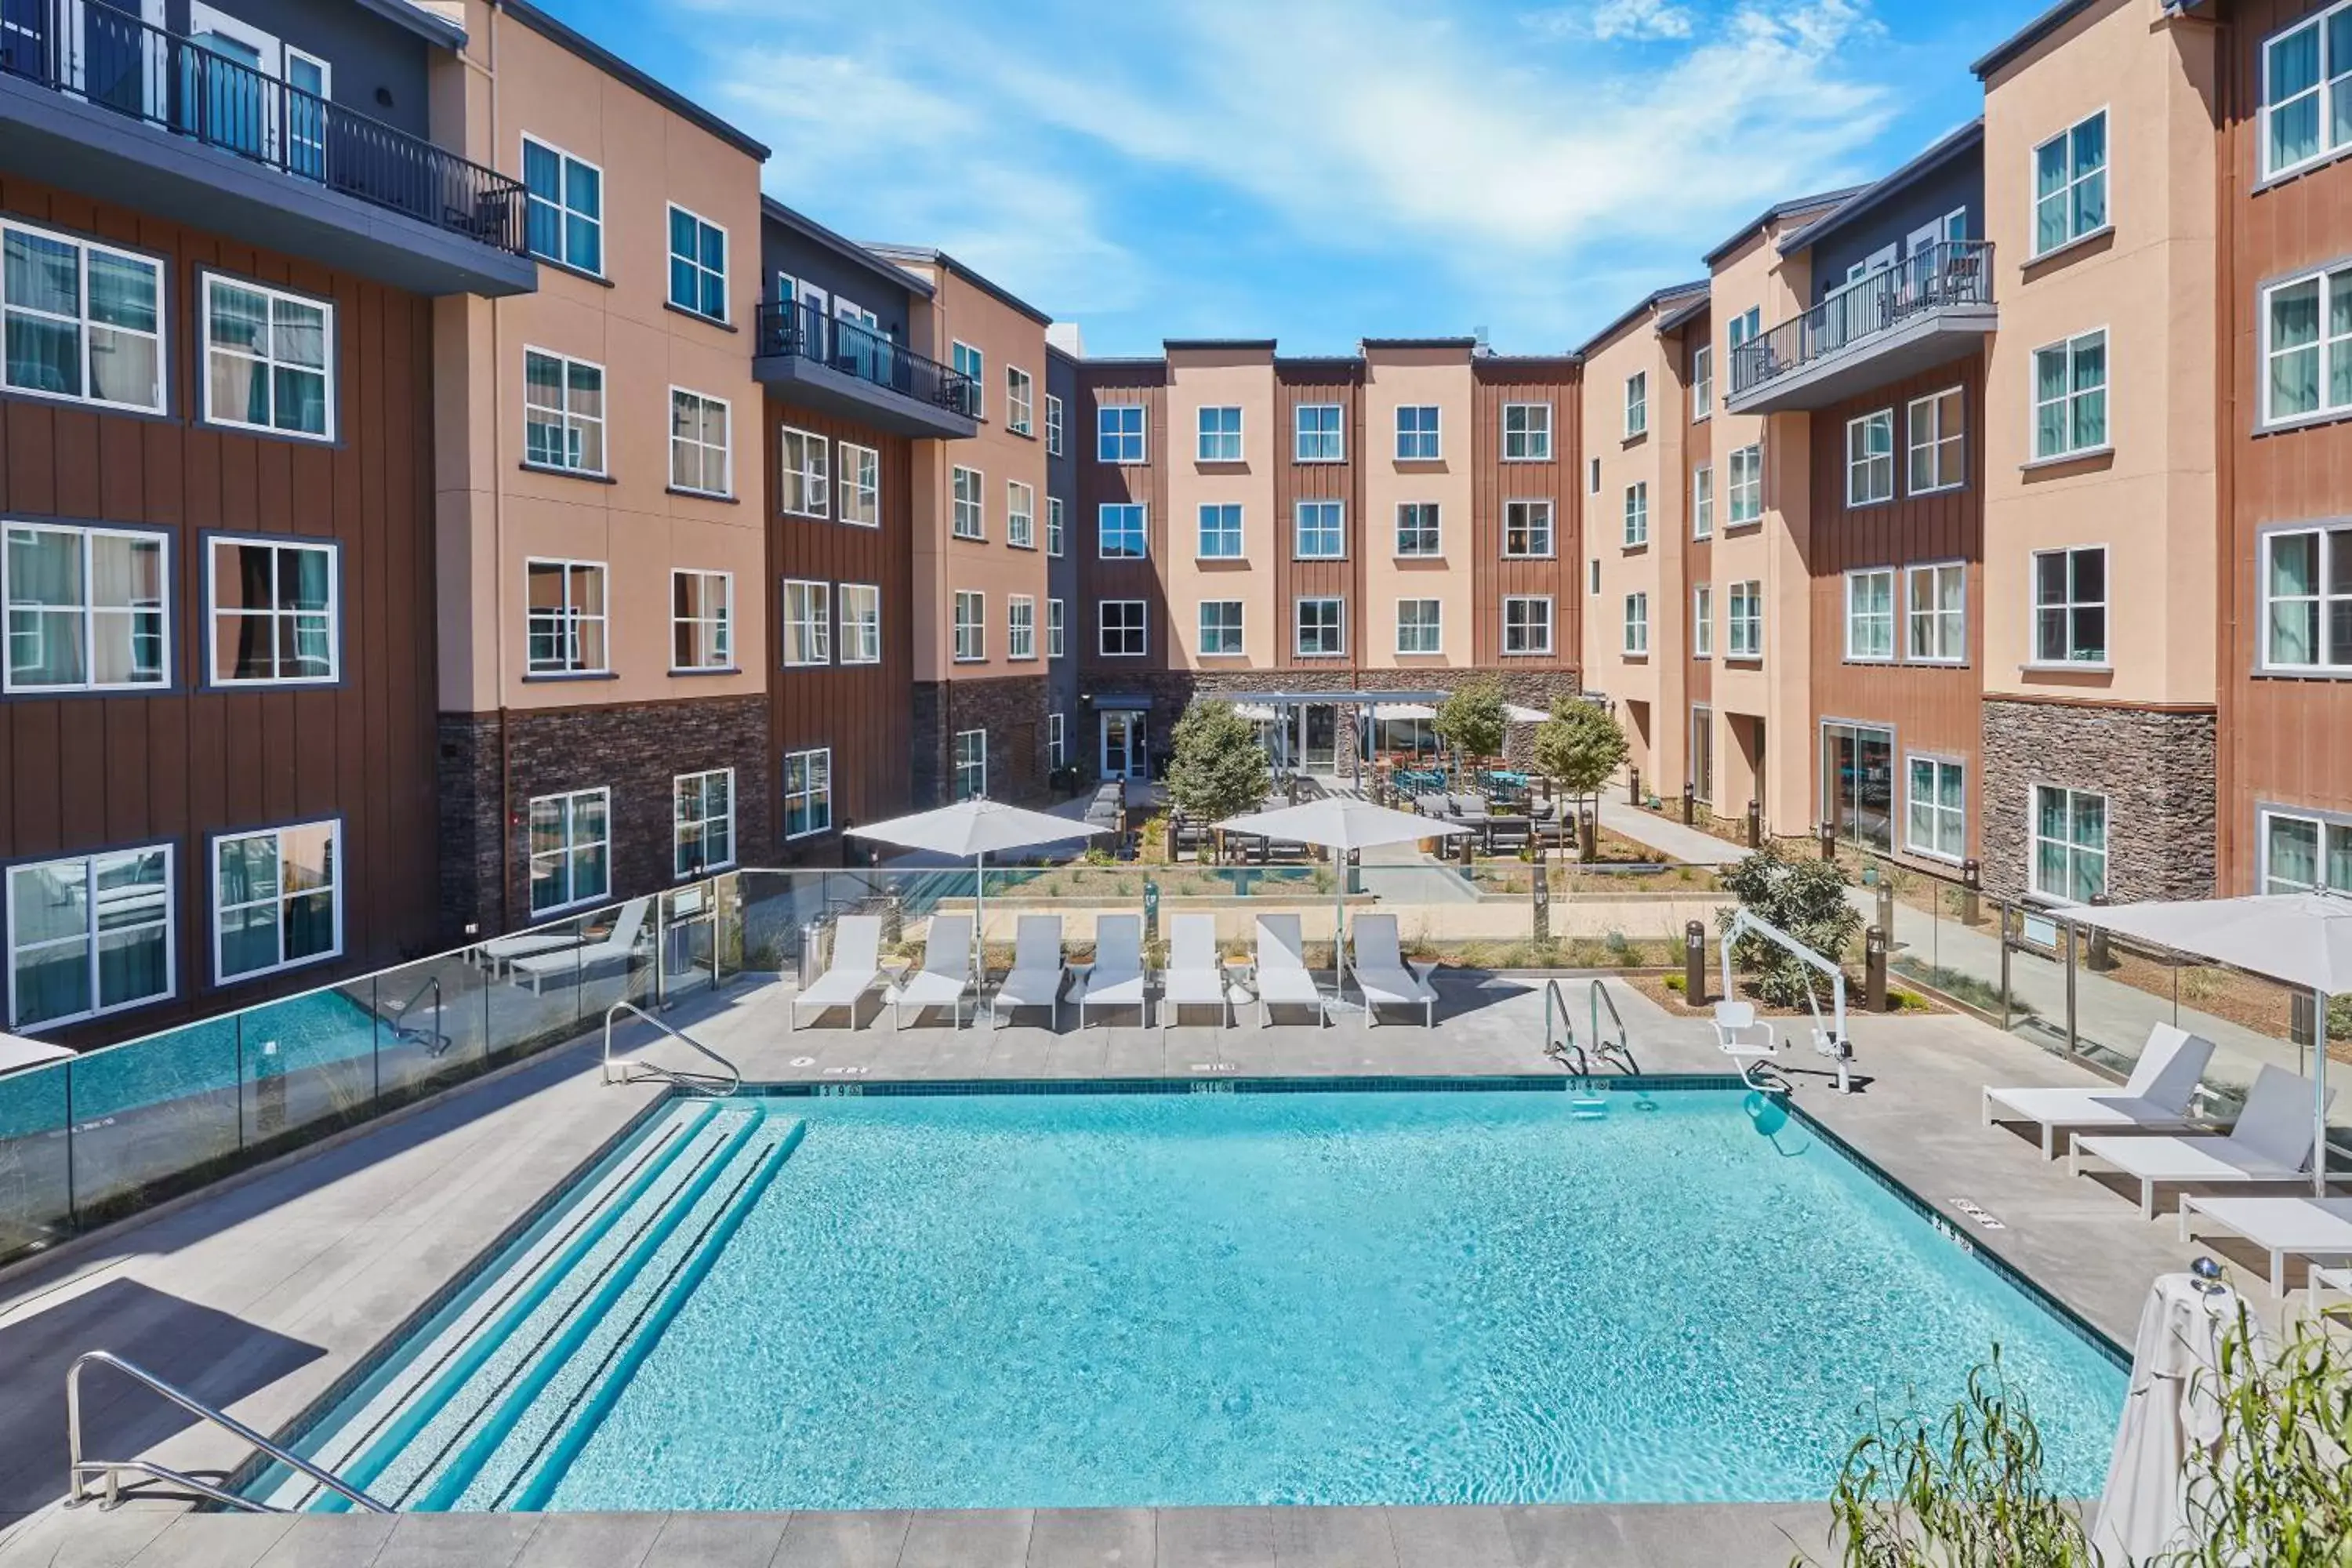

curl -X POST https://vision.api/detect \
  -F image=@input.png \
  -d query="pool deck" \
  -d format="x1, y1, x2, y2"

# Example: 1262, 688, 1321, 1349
0, 971, 2308, 1567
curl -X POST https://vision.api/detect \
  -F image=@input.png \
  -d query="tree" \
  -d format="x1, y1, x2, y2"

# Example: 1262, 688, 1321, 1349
1164, 700, 1270, 829
1715, 839, 1862, 1009
1434, 680, 1507, 775
1533, 699, 1628, 802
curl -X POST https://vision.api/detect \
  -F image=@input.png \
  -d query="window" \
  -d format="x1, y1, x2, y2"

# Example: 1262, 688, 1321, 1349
1294, 500, 1344, 560
0, 218, 163, 412
523, 349, 604, 475
668, 389, 730, 497
1504, 596, 1552, 655
1845, 568, 1895, 661
2263, 264, 2352, 425
1200, 600, 1243, 655
2032, 546, 2107, 665
1295, 597, 1345, 656
1727, 443, 1763, 524
2032, 331, 2108, 460
2031, 785, 2107, 901
1907, 388, 1965, 493
1294, 404, 1344, 462
1007, 481, 1035, 550
1622, 592, 1649, 655
1822, 723, 1893, 851
525, 559, 606, 673
1196, 503, 1243, 559
1047, 496, 1065, 557
2032, 111, 2108, 257
1690, 343, 1713, 419
1590, 558, 1601, 596
2261, 524, 2352, 670
1100, 600, 1146, 656
1047, 713, 1066, 770
201, 276, 329, 437
1622, 483, 1648, 547
671, 569, 733, 671
783, 749, 833, 838
952, 731, 986, 801
1503, 402, 1552, 459
1624, 372, 1647, 437
1396, 503, 1441, 557
1098, 403, 1145, 463
1588, 456, 1602, 495
7, 847, 172, 1029
1396, 598, 1442, 655
781, 579, 832, 666
673, 769, 734, 875
951, 466, 985, 540
215, 821, 340, 978
1727, 580, 1762, 659
953, 590, 985, 662
780, 427, 829, 517
1691, 463, 1715, 539
2262, 807, 2352, 893
1692, 583, 1712, 658
1504, 499, 1555, 557
1006, 366, 1033, 435
953, 343, 985, 417
209, 538, 336, 685
522, 136, 601, 274
1099, 503, 1147, 560
1846, 410, 1894, 506
1047, 597, 1066, 659
1198, 405, 1243, 462
1007, 594, 1036, 660
1907, 757, 1965, 862
2, 523, 166, 691
666, 205, 727, 321
2264, 6, 2352, 177
1727, 305, 1761, 354
839, 583, 880, 665
837, 441, 880, 526
1046, 394, 1064, 456
1906, 563, 1966, 663
1396, 404, 1440, 460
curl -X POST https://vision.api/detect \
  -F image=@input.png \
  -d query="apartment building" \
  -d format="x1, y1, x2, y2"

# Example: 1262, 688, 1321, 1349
0, 0, 535, 1040
865, 245, 1054, 808
1073, 339, 1582, 780
1044, 337, 1081, 782
428, 0, 771, 938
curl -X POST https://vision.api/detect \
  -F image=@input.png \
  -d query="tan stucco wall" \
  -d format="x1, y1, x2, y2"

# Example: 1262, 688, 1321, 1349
1165, 348, 1277, 669
1578, 314, 1667, 770
1362, 347, 1475, 670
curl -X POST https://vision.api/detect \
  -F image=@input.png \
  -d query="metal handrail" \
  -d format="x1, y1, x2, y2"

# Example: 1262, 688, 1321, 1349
601, 1001, 741, 1096
1589, 978, 1629, 1064
1729, 239, 1994, 397
752, 297, 977, 413
383, 973, 449, 1057
67, 1350, 390, 1514
1541, 978, 1577, 1067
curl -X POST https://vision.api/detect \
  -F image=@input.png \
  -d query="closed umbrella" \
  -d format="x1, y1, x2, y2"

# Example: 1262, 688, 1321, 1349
2091, 1271, 2253, 1565
850, 800, 1108, 976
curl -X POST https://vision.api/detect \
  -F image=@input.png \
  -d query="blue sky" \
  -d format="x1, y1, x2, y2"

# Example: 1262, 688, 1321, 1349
563, 0, 2049, 357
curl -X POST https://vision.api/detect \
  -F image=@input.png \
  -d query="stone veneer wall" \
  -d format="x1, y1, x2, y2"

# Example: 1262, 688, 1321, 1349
1979, 699, 2217, 902
434, 695, 771, 940
911, 675, 1051, 807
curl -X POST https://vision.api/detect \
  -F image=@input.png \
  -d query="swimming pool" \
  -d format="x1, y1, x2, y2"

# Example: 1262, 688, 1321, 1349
256, 1083, 2125, 1512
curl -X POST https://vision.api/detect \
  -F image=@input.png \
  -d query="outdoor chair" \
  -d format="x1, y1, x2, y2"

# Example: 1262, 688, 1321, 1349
510, 898, 652, 994
1980, 1022, 2216, 1158
1251, 913, 1328, 1027
1346, 913, 1437, 1027
990, 915, 1069, 1029
887, 915, 978, 1029
1712, 1000, 1780, 1089
1073, 914, 1149, 1026
2178, 1195, 2352, 1299
1161, 913, 1235, 1029
789, 914, 886, 1030
2071, 1065, 2336, 1218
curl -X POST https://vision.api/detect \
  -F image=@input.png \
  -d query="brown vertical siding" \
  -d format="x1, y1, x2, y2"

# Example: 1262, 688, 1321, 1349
1471, 360, 1582, 673
1075, 364, 1169, 683
1272, 361, 1363, 670
0, 178, 439, 1044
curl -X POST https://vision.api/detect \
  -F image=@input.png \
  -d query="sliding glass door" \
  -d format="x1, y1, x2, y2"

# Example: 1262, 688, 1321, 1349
1821, 721, 1894, 851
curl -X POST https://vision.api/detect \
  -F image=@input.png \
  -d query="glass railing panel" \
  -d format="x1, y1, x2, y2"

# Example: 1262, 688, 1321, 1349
66, 1017, 241, 1221
1999, 904, 2071, 1057
372, 950, 495, 1102
238, 982, 381, 1149
482, 910, 600, 1060
0, 1057, 71, 1260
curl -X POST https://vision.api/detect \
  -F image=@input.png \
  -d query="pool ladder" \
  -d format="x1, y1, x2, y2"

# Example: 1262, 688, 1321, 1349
1544, 979, 1636, 1119
602, 1002, 742, 1096
66, 1351, 389, 1515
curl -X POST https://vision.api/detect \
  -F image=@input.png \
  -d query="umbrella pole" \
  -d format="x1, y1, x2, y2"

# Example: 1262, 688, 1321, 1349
2319, 987, 2332, 1198
975, 850, 986, 989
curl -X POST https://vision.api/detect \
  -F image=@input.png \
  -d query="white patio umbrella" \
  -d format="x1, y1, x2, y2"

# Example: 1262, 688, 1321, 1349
850, 800, 1107, 975
1505, 703, 1553, 724
0, 1030, 72, 1077
2091, 1271, 2251, 1565
2066, 891, 2352, 1194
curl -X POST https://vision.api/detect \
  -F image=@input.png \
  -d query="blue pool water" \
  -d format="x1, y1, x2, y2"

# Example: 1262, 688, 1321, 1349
272, 1087, 2125, 1512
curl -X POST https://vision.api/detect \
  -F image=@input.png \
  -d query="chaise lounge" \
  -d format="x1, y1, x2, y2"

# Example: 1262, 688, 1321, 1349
2071, 1064, 2336, 1218
1346, 913, 1437, 1027
1981, 1022, 2216, 1159
789, 914, 886, 1031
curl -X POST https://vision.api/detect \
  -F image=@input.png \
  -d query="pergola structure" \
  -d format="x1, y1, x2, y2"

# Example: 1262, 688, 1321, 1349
1214, 689, 1455, 785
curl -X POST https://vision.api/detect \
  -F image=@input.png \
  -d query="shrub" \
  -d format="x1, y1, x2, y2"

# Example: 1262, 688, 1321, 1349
1532, 700, 1628, 801
1165, 701, 1270, 826
1434, 680, 1508, 769
1717, 840, 1862, 1011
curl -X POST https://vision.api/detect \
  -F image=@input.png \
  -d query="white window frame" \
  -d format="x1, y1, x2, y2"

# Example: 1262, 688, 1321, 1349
1905, 754, 1967, 865
2262, 5, 2352, 180
1100, 599, 1148, 657
837, 441, 880, 526
2031, 545, 2108, 666
2260, 264, 2352, 427
1622, 483, 1649, 547
1843, 566, 1896, 662
670, 567, 733, 672
1199, 599, 1243, 656
673, 767, 735, 876
779, 426, 829, 517
6, 845, 174, 1029
0, 216, 165, 413
207, 535, 339, 687
1294, 404, 1344, 463
1906, 387, 1965, 495
781, 578, 832, 667
1047, 712, 1066, 770
1395, 404, 1441, 461
522, 347, 606, 477
1197, 405, 1243, 463
1098, 503, 1147, 561
1846, 409, 1894, 507
1007, 481, 1036, 550
952, 730, 987, 802
524, 557, 607, 675
1504, 499, 1555, 559
1503, 595, 1552, 656
953, 589, 985, 663
783, 748, 833, 840
1502, 402, 1552, 460
1097, 402, 1146, 463
665, 202, 728, 322
2258, 524, 2352, 672
951, 466, 985, 540
1623, 372, 1647, 437
1621, 592, 1649, 656
1396, 502, 1441, 557
2259, 804, 2352, 893
1294, 499, 1345, 561
1007, 593, 1036, 661
2031, 329, 2109, 461
838, 582, 880, 666
200, 273, 333, 440
1006, 365, 1033, 435
1047, 597, 1066, 659
521, 133, 603, 275
1294, 596, 1345, 657
952, 342, 985, 418
1, 521, 169, 693
1727, 579, 1762, 659
1690, 343, 1712, 420
1196, 503, 1243, 560
1692, 583, 1712, 659
1047, 495, 1065, 557
1691, 463, 1714, 539
1396, 597, 1442, 655
2029, 783, 2108, 902
1727, 443, 1763, 524
2031, 109, 2110, 260
1906, 561, 1967, 665
1046, 393, 1064, 456
214, 819, 343, 979
667, 387, 731, 499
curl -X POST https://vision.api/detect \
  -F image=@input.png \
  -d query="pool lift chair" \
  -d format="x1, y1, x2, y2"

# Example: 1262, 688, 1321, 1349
1712, 907, 1854, 1096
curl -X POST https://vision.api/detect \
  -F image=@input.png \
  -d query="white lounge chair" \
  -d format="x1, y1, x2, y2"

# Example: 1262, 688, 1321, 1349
2073, 1065, 2337, 1218
2179, 1194, 2352, 1298
1713, 1001, 1779, 1088
1347, 913, 1436, 1027
789, 915, 885, 1031
1251, 914, 1327, 1028
992, 915, 1069, 1029
887, 916, 977, 1029
510, 898, 651, 994
1073, 915, 1149, 1027
1982, 1022, 2217, 1158
1161, 914, 1233, 1029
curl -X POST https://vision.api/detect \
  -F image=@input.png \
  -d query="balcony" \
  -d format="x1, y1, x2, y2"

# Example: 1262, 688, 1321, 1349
753, 299, 978, 440
1726, 241, 1994, 415
0, 2, 535, 297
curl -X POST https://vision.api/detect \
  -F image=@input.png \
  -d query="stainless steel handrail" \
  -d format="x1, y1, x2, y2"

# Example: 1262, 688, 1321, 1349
1590, 978, 1629, 1065
384, 973, 448, 1056
67, 1350, 390, 1514
1541, 978, 1577, 1068
601, 1001, 742, 1096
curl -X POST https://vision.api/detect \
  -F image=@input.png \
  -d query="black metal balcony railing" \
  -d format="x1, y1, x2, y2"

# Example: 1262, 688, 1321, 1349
1729, 239, 1994, 398
0, 0, 528, 256
755, 296, 978, 416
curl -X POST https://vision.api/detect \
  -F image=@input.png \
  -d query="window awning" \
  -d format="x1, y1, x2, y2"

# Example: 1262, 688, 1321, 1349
1091, 693, 1152, 711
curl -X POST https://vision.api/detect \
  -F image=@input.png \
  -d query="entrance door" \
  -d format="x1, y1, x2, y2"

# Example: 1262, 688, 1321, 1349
64, 0, 162, 116
283, 45, 328, 179
1101, 711, 1145, 781
1300, 704, 1338, 774
1690, 706, 1714, 805
1821, 721, 1893, 851
834, 296, 880, 379
183, 2, 283, 160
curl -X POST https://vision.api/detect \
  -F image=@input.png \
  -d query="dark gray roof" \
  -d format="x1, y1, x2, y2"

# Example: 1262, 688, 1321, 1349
1653, 292, 1711, 335
1573, 280, 1708, 358
1780, 120, 1985, 256
1163, 338, 1278, 350
1700, 187, 1867, 267
1971, 0, 2099, 79
358, 0, 465, 49
1358, 336, 1479, 350
760, 197, 933, 297
862, 245, 1054, 326
497, 1, 769, 161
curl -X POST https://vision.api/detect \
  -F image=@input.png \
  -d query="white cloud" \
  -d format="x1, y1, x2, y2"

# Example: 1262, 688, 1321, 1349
1524, 0, 1696, 42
